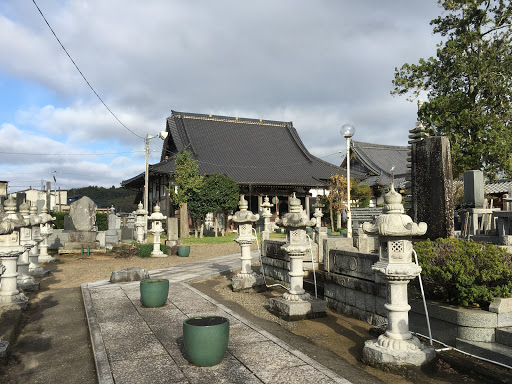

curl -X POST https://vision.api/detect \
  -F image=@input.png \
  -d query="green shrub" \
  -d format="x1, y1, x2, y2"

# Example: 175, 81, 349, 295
49, 211, 108, 230
96, 212, 108, 231
414, 238, 512, 308
51, 211, 67, 229
135, 243, 167, 258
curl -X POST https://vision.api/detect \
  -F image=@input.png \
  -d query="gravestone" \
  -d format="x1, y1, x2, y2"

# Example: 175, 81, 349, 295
62, 196, 99, 250
412, 136, 454, 239
464, 170, 484, 208
165, 217, 179, 254
105, 212, 119, 246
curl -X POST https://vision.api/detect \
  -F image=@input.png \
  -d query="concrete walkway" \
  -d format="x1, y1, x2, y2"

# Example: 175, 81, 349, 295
81, 252, 352, 384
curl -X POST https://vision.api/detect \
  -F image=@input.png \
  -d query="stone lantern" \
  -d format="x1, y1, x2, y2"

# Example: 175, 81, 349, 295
148, 204, 167, 257
28, 204, 48, 277
17, 201, 39, 291
362, 183, 435, 366
269, 193, 326, 320
0, 197, 30, 309
228, 195, 263, 291
38, 206, 56, 263
133, 202, 147, 243
312, 201, 324, 229
260, 196, 274, 233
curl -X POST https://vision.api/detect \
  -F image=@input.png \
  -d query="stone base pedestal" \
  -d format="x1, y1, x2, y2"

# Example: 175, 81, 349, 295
269, 296, 327, 321
17, 277, 40, 292
231, 273, 265, 292
38, 254, 56, 263
0, 293, 29, 311
29, 266, 50, 278
151, 249, 167, 258
165, 240, 178, 255
362, 336, 436, 367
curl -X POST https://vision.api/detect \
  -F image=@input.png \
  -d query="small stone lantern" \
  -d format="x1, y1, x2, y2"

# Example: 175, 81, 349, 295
133, 202, 147, 243
260, 196, 274, 233
28, 204, 48, 277
38, 207, 56, 263
269, 193, 326, 320
228, 195, 263, 291
312, 201, 324, 229
362, 183, 435, 366
148, 204, 167, 257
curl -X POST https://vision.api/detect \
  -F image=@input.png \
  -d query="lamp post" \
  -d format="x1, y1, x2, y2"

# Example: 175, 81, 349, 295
341, 124, 355, 238
144, 131, 168, 242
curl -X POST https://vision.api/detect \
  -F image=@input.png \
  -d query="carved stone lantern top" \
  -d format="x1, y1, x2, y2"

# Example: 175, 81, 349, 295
276, 193, 315, 228
229, 195, 259, 224
149, 204, 167, 221
261, 196, 273, 209
2, 196, 25, 231
134, 201, 146, 216
363, 184, 427, 238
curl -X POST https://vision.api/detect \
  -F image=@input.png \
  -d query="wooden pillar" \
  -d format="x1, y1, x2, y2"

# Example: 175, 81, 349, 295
258, 195, 263, 212
305, 195, 310, 219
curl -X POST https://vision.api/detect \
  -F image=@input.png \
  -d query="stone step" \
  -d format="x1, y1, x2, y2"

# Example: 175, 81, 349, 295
456, 338, 512, 367
496, 327, 512, 348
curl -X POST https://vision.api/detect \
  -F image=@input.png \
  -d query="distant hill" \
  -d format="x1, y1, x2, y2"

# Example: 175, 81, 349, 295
68, 186, 138, 213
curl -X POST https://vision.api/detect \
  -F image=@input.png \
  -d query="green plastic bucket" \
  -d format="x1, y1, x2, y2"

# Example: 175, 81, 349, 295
140, 279, 169, 308
177, 245, 190, 257
183, 316, 229, 366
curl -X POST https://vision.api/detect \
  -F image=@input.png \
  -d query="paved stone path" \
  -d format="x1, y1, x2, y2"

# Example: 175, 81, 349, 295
81, 252, 352, 384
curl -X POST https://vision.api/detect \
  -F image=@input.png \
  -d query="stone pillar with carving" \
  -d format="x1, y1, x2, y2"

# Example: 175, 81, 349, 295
38, 207, 56, 263
149, 204, 167, 257
17, 201, 39, 291
0, 197, 30, 309
269, 193, 326, 320
134, 202, 146, 243
228, 195, 264, 291
361, 183, 435, 366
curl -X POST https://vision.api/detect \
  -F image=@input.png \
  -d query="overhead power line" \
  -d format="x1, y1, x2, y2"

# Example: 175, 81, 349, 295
32, 0, 144, 140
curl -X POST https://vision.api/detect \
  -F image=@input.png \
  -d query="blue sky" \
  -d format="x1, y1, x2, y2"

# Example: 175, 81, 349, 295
0, 0, 441, 192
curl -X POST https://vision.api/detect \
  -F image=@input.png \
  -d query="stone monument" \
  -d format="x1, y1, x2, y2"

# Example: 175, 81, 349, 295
62, 196, 99, 251
361, 183, 435, 366
38, 206, 56, 263
148, 204, 167, 257
17, 201, 39, 291
229, 195, 264, 291
105, 206, 120, 247
260, 196, 273, 256
269, 193, 326, 320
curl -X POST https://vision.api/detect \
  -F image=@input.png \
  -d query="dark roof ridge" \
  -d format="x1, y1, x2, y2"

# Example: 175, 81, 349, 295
352, 140, 408, 151
170, 110, 290, 128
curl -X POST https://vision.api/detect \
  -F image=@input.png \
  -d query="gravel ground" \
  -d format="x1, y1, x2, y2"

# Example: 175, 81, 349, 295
40, 243, 251, 289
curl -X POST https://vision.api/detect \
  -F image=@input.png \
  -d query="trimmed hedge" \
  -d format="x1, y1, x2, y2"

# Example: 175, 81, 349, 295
414, 238, 512, 308
135, 243, 167, 258
51, 211, 108, 231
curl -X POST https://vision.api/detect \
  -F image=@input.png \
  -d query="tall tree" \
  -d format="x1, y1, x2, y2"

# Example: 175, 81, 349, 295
392, 0, 512, 179
168, 150, 203, 238
327, 174, 347, 230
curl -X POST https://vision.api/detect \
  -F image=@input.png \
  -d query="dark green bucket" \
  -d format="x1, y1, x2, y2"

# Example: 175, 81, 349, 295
177, 245, 190, 257
183, 316, 229, 366
140, 279, 169, 308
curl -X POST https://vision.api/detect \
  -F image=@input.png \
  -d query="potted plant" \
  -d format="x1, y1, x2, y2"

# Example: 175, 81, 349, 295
140, 278, 169, 307
177, 245, 190, 257
183, 316, 229, 366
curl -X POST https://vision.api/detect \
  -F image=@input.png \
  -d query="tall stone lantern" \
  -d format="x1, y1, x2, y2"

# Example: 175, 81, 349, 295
148, 204, 167, 257
269, 193, 326, 320
0, 197, 30, 309
28, 204, 48, 277
260, 196, 274, 233
17, 201, 39, 291
362, 183, 435, 366
228, 195, 264, 291
38, 207, 56, 263
133, 202, 147, 243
